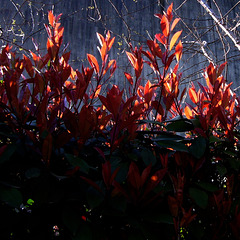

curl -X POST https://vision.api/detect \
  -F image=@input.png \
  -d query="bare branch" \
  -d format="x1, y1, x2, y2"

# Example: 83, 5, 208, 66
196, 0, 240, 52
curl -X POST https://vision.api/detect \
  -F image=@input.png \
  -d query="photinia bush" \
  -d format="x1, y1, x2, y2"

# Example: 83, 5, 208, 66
0, 3, 240, 240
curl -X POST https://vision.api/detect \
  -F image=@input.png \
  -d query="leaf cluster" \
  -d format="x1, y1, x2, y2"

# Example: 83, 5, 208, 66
0, 4, 240, 240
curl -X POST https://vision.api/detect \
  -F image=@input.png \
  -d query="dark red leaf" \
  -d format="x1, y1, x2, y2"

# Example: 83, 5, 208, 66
128, 162, 141, 190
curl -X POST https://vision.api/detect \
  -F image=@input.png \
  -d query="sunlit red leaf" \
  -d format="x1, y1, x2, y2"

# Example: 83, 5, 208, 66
99, 85, 123, 119
108, 37, 115, 51
87, 54, 99, 74
207, 62, 216, 85
100, 42, 107, 61
103, 59, 115, 76
161, 15, 170, 37
169, 30, 182, 51
124, 72, 133, 85
48, 11, 54, 27
96, 32, 104, 46
167, 3, 173, 22
155, 33, 167, 45
144, 80, 154, 104
126, 51, 137, 68
189, 87, 198, 104
171, 18, 180, 31
175, 40, 183, 62
90, 85, 101, 99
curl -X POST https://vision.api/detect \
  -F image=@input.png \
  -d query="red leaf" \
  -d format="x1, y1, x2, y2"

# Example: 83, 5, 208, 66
103, 59, 116, 76
124, 72, 133, 85
96, 32, 104, 46
62, 51, 71, 64
169, 30, 182, 51
143, 168, 167, 197
217, 62, 227, 78
171, 18, 180, 31
179, 87, 187, 102
0, 145, 7, 157
198, 82, 209, 99
23, 55, 34, 78
102, 161, 111, 189
94, 147, 106, 161
154, 13, 162, 20
81, 176, 102, 193
175, 40, 183, 62
126, 51, 137, 68
87, 54, 99, 74
100, 42, 107, 61
48, 11, 54, 27
108, 37, 115, 50
167, 3, 173, 22
151, 100, 164, 116
161, 15, 170, 37
165, 53, 175, 70
184, 106, 193, 119
168, 195, 179, 217
155, 33, 167, 46
189, 86, 198, 104
207, 62, 216, 85
42, 133, 52, 165
141, 164, 152, 187
144, 80, 154, 104
128, 162, 141, 190
99, 85, 123, 119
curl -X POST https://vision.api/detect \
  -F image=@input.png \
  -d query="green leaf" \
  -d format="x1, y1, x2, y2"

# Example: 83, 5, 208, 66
216, 164, 227, 176
65, 153, 90, 174
86, 185, 104, 209
196, 182, 218, 192
73, 223, 92, 240
156, 140, 188, 152
27, 198, 34, 206
209, 135, 223, 143
229, 158, 240, 171
166, 119, 194, 132
189, 137, 206, 159
153, 134, 184, 141
141, 148, 156, 166
0, 144, 17, 164
144, 213, 173, 224
25, 168, 41, 179
189, 187, 208, 209
0, 186, 23, 208
109, 196, 127, 213
114, 162, 128, 183
62, 207, 82, 236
